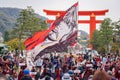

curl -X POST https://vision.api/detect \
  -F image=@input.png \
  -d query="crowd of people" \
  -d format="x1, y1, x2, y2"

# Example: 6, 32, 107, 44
0, 50, 120, 80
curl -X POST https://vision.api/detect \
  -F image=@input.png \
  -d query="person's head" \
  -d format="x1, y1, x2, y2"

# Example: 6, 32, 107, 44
88, 75, 93, 80
58, 53, 60, 57
45, 58, 49, 64
69, 53, 73, 57
23, 69, 30, 76
62, 73, 71, 80
45, 76, 51, 80
64, 54, 67, 57
107, 70, 113, 76
68, 70, 74, 77
50, 53, 53, 57
92, 70, 111, 80
12, 68, 16, 73
74, 69, 81, 76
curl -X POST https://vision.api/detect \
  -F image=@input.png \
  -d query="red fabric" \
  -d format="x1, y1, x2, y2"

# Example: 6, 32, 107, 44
65, 57, 68, 63
78, 56, 83, 62
55, 69, 60, 80
24, 24, 57, 50
18, 71, 24, 80
25, 30, 48, 50
74, 2, 78, 6
70, 41, 77, 46
24, 31, 44, 46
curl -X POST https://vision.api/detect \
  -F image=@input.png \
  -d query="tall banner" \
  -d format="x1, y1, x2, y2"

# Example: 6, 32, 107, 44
24, 2, 78, 60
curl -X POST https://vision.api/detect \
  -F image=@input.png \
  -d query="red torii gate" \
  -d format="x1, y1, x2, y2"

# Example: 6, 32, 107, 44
43, 9, 108, 47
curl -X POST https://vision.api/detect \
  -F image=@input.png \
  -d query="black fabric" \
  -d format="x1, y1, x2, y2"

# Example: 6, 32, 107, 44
35, 72, 40, 80
20, 76, 32, 80
3, 56, 8, 61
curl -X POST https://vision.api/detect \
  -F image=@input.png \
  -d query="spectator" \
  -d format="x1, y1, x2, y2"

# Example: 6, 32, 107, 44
20, 69, 32, 80
92, 70, 111, 80
62, 73, 71, 80
0, 74, 7, 80
107, 70, 116, 80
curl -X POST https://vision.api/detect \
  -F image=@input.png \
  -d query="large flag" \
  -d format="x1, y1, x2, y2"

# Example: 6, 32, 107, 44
24, 2, 78, 60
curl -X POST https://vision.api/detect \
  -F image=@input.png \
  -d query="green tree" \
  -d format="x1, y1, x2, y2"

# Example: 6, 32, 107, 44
112, 19, 120, 55
91, 30, 101, 50
13, 6, 47, 52
110, 43, 119, 53
99, 18, 113, 52
5, 38, 19, 50
5, 38, 25, 54
3, 30, 10, 42
91, 18, 113, 53
112, 19, 120, 45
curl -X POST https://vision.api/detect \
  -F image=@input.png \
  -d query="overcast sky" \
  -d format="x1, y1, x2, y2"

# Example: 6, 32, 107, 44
0, 0, 120, 34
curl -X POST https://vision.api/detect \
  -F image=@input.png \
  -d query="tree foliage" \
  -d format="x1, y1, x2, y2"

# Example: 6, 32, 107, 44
112, 19, 120, 45
12, 6, 47, 51
91, 30, 101, 50
110, 43, 119, 53
99, 18, 113, 52
91, 18, 113, 53
5, 38, 25, 50
3, 30, 10, 42
13, 6, 47, 39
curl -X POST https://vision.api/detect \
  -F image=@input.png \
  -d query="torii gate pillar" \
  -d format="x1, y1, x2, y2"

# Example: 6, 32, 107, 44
89, 13, 96, 48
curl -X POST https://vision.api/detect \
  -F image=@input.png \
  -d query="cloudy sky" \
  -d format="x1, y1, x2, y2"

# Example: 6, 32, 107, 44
0, 0, 120, 34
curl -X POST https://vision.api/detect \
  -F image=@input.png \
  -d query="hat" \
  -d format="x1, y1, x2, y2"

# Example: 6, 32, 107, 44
68, 70, 74, 76
107, 70, 112, 75
89, 75, 93, 78
24, 69, 30, 75
62, 73, 71, 80
74, 69, 81, 73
